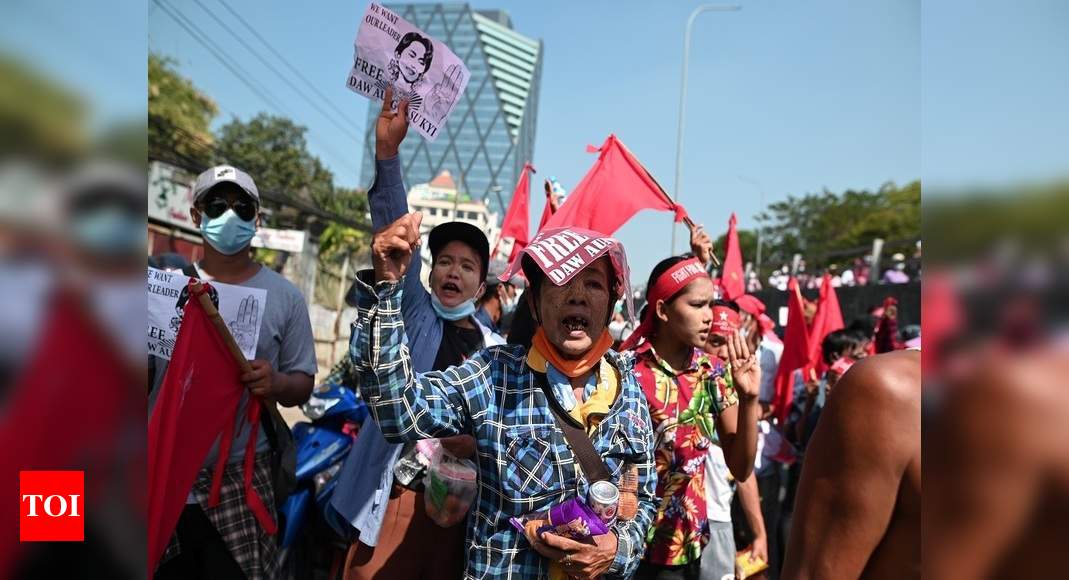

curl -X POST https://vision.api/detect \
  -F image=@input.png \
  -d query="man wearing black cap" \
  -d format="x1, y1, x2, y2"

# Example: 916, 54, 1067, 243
330, 87, 503, 580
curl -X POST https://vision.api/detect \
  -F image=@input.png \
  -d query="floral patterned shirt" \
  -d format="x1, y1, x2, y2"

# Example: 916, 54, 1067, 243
632, 342, 737, 566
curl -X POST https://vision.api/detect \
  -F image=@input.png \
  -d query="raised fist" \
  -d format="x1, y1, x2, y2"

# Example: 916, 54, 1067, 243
372, 211, 423, 283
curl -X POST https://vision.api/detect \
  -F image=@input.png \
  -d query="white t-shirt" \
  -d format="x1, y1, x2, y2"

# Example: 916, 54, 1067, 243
705, 444, 734, 523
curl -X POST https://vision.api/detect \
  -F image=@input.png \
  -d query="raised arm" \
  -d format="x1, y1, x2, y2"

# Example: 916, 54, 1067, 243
349, 212, 488, 441
782, 351, 920, 579
370, 87, 428, 315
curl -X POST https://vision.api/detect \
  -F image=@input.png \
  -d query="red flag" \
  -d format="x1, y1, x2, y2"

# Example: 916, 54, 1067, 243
921, 273, 960, 374
148, 287, 247, 573
494, 162, 535, 261
720, 213, 745, 300
0, 290, 137, 577
773, 278, 812, 423
542, 134, 688, 234
807, 273, 845, 375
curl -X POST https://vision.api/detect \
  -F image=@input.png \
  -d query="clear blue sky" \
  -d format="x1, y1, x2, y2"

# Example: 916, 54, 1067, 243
143, 0, 923, 279
7, 1, 1067, 280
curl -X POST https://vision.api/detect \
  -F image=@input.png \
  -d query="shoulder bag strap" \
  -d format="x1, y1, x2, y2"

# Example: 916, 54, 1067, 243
532, 372, 611, 483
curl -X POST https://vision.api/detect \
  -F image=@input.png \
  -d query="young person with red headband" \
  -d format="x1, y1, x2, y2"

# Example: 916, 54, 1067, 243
620, 255, 760, 580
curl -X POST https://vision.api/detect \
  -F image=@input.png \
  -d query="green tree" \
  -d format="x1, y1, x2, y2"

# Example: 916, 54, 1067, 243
316, 186, 371, 260
214, 113, 334, 206
757, 180, 920, 276
148, 53, 217, 167
0, 55, 87, 163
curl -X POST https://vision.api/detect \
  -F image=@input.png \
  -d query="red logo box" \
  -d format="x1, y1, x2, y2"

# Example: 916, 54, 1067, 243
19, 471, 84, 542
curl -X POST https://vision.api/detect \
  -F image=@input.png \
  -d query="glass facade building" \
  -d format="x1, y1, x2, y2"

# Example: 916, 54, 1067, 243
359, 3, 542, 216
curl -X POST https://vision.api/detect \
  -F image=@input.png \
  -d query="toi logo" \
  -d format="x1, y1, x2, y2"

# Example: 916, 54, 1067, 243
19, 471, 84, 542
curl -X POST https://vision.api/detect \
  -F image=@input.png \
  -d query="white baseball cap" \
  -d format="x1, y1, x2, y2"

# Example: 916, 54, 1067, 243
193, 165, 259, 204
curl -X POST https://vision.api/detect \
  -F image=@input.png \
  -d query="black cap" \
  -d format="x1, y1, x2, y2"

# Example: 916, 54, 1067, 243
428, 221, 490, 277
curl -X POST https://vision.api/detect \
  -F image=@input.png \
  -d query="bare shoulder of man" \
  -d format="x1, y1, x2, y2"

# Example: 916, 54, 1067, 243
783, 350, 921, 580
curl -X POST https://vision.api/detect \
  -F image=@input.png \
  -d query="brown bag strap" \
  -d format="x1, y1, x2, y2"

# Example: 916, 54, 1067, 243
533, 372, 611, 483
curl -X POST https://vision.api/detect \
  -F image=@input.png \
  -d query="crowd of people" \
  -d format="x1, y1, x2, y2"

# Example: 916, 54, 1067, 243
149, 88, 920, 579
755, 247, 920, 294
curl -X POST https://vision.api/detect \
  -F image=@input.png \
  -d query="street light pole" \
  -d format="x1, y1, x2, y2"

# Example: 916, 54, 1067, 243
671, 3, 742, 254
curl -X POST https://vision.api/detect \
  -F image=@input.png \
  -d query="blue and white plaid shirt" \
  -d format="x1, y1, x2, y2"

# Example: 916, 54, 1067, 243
350, 273, 657, 579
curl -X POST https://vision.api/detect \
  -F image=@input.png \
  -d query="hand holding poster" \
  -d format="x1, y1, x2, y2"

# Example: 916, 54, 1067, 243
147, 267, 266, 361
346, 2, 470, 141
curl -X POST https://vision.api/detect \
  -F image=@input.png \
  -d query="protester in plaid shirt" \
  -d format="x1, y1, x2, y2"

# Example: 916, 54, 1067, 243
351, 215, 657, 579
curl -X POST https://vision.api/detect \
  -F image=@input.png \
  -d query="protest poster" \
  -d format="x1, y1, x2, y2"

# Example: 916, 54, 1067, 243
147, 267, 266, 361
346, 2, 471, 142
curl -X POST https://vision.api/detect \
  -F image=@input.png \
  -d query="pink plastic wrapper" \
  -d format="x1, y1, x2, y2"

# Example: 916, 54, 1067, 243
510, 498, 609, 543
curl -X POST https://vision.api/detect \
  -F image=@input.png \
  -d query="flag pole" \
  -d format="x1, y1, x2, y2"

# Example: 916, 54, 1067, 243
190, 281, 254, 375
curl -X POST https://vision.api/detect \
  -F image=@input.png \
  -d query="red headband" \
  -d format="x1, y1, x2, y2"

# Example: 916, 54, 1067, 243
711, 305, 741, 336
829, 356, 856, 376
619, 257, 708, 351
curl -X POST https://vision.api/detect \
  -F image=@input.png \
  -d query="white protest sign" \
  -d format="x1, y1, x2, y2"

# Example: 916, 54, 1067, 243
147, 267, 267, 361
346, 2, 470, 142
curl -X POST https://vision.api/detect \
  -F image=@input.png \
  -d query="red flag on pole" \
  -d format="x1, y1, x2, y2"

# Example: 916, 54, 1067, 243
493, 162, 535, 261
541, 134, 688, 235
773, 278, 812, 424
807, 273, 845, 375
148, 285, 269, 574
720, 213, 745, 300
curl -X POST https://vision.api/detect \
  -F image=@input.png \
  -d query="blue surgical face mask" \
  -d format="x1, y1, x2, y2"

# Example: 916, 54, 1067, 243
71, 207, 146, 256
199, 208, 256, 255
431, 293, 476, 321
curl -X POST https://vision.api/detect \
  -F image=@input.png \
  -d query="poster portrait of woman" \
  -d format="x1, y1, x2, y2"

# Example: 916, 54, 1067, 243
383, 31, 433, 112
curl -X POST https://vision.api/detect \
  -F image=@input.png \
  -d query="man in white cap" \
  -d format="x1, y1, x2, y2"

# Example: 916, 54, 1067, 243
151, 165, 317, 580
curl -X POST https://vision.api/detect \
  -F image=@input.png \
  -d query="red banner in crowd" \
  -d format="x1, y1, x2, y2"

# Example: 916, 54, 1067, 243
0, 291, 138, 577
808, 273, 845, 375
720, 213, 745, 300
494, 162, 535, 263
541, 134, 688, 235
773, 278, 812, 423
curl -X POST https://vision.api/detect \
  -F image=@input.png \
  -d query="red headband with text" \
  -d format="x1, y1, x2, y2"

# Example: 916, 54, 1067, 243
711, 305, 741, 337
619, 257, 708, 351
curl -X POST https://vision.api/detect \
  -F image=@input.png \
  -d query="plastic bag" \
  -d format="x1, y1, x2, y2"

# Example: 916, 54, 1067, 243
509, 498, 609, 543
420, 439, 477, 527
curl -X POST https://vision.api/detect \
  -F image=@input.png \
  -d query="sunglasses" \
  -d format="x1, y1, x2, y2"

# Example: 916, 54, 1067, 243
200, 195, 258, 221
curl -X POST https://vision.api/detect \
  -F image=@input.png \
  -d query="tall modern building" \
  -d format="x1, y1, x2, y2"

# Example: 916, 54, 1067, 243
359, 4, 542, 216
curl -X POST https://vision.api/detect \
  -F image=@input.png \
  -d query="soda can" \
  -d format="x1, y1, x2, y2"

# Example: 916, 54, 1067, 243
588, 480, 620, 525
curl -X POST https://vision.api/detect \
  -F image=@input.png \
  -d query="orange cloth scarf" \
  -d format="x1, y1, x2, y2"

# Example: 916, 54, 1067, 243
530, 328, 614, 378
